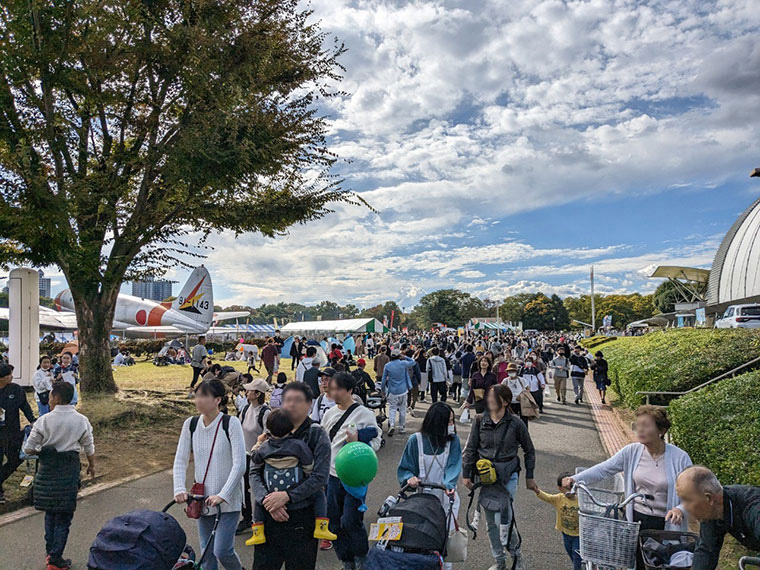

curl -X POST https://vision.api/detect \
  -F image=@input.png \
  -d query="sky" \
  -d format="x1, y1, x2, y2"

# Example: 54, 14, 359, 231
36, 0, 760, 308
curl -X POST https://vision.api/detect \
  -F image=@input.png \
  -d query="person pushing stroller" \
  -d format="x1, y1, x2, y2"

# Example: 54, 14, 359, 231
248, 408, 337, 545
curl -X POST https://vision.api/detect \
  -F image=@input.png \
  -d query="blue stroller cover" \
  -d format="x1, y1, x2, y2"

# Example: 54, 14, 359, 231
88, 509, 186, 570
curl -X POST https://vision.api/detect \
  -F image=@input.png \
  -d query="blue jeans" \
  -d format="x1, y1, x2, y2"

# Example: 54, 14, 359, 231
45, 511, 74, 560
37, 401, 50, 416
327, 475, 369, 563
484, 472, 521, 563
198, 511, 243, 570
563, 533, 582, 570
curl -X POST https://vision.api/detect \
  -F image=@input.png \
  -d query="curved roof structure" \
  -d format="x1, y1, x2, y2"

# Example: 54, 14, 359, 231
707, 196, 760, 305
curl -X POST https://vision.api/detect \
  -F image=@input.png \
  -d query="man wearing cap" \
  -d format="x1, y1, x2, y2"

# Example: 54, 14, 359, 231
310, 368, 337, 423
237, 378, 271, 535
380, 349, 415, 436
0, 363, 36, 504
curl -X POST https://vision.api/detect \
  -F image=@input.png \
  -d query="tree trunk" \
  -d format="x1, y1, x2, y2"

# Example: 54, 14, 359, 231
73, 288, 119, 394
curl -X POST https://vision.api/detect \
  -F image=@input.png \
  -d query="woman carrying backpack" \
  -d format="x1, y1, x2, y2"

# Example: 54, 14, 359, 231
173, 379, 247, 570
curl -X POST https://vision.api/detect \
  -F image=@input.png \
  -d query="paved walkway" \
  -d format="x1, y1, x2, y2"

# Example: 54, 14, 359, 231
583, 377, 636, 456
0, 385, 608, 570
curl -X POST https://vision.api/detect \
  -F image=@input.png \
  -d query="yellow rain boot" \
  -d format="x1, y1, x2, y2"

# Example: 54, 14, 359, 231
314, 518, 337, 540
245, 523, 266, 546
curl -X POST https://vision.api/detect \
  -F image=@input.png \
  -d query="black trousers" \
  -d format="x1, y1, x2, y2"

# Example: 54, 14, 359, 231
253, 504, 318, 570
531, 389, 544, 412
633, 510, 665, 570
430, 382, 447, 403
241, 455, 253, 525
509, 403, 530, 433
190, 366, 203, 388
0, 436, 23, 492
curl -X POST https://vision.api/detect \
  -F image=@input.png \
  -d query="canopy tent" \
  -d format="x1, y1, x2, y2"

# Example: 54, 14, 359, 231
281, 318, 388, 335
472, 321, 513, 330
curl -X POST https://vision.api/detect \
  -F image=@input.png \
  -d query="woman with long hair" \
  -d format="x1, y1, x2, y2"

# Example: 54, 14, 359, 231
465, 356, 498, 414
397, 401, 462, 568
173, 379, 247, 570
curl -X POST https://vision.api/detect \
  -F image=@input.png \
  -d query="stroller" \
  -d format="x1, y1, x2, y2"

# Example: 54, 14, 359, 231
365, 390, 387, 447
88, 495, 221, 570
365, 482, 455, 570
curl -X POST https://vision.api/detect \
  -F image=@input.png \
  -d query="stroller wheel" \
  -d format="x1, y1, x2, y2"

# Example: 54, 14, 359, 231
380, 437, 386, 447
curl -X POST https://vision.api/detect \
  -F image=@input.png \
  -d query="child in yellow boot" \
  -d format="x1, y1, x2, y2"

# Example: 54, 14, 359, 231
247, 409, 337, 546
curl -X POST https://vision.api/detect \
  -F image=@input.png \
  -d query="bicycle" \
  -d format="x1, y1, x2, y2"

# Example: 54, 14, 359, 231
574, 482, 653, 570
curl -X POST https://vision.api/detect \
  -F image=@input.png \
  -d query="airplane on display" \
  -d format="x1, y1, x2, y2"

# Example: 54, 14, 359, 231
0, 265, 249, 338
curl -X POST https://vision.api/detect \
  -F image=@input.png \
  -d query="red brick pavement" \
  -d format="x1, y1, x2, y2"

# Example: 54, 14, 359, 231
584, 376, 635, 457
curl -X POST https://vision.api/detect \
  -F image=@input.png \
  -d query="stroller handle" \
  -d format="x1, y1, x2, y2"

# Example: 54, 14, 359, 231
400, 481, 448, 494
740, 557, 760, 569
162, 494, 223, 517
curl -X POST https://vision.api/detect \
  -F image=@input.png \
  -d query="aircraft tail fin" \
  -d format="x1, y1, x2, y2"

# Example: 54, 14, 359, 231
172, 266, 214, 329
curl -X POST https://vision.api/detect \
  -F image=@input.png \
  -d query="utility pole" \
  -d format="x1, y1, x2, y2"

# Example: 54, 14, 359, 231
590, 265, 596, 333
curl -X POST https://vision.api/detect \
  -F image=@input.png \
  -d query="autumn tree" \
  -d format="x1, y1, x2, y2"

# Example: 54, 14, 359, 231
0, 0, 356, 392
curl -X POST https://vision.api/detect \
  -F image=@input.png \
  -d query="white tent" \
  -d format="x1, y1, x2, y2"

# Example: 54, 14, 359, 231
281, 318, 388, 335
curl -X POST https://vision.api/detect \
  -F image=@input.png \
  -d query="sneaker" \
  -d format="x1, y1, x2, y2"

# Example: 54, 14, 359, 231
387, 426, 395, 437
513, 554, 527, 570
236, 520, 252, 535
574, 397, 580, 405
245, 523, 265, 546
47, 558, 72, 570
487, 562, 508, 570
314, 517, 337, 540
556, 397, 561, 402
398, 427, 406, 434
320, 540, 333, 551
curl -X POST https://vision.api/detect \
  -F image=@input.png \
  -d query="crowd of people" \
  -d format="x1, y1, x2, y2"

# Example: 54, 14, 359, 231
1, 329, 759, 570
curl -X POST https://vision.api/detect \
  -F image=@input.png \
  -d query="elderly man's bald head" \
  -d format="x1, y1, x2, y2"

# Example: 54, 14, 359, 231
676, 466, 723, 522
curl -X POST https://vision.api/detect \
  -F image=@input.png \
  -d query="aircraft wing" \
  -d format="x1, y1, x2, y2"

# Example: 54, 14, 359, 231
0, 307, 79, 330
213, 311, 250, 322
122, 325, 185, 339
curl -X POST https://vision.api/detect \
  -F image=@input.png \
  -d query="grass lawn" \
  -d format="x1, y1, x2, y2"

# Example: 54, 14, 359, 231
1, 356, 308, 515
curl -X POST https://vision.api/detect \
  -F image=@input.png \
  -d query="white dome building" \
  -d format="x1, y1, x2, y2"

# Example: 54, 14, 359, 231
707, 196, 760, 306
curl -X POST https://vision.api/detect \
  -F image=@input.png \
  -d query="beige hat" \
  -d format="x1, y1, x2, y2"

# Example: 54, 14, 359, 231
242, 378, 270, 393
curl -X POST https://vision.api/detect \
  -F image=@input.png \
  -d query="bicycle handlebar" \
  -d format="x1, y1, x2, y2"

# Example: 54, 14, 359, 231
572, 482, 653, 509
740, 556, 760, 569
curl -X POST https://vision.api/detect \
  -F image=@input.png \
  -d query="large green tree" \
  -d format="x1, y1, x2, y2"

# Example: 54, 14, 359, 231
0, 0, 355, 392
412, 289, 479, 329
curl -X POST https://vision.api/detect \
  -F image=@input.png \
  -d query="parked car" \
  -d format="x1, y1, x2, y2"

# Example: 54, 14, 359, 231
715, 304, 760, 329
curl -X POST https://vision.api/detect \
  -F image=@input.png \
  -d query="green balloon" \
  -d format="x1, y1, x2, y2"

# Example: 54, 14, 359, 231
335, 442, 378, 487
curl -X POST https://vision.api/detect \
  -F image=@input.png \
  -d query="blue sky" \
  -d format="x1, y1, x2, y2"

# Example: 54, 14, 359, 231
40, 0, 760, 308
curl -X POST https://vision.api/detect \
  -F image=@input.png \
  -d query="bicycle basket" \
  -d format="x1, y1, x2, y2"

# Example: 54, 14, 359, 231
579, 512, 640, 568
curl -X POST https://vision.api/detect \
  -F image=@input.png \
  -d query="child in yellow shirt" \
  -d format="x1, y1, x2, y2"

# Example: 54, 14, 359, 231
533, 471, 581, 570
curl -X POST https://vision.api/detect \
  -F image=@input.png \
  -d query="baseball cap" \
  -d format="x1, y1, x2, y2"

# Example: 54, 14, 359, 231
242, 378, 270, 393
390, 348, 401, 357
357, 358, 366, 366
318, 367, 337, 378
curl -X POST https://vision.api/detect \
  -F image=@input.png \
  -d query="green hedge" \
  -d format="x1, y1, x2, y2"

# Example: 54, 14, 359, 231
669, 370, 760, 486
602, 329, 760, 407
580, 335, 619, 349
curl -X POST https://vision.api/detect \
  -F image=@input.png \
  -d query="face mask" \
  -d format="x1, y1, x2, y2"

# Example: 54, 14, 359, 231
447, 425, 456, 436
508, 372, 517, 378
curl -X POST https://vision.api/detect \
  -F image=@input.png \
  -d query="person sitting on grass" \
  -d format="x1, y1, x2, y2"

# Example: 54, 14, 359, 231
23, 381, 95, 570
248, 408, 337, 546
532, 471, 581, 570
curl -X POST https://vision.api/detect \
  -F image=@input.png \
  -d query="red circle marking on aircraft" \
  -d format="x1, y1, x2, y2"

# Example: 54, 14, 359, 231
136, 309, 147, 325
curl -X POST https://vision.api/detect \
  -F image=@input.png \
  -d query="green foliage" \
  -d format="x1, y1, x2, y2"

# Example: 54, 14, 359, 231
669, 371, 760, 486
653, 281, 681, 314
411, 289, 488, 329
564, 294, 655, 329
602, 329, 760, 407
580, 335, 618, 349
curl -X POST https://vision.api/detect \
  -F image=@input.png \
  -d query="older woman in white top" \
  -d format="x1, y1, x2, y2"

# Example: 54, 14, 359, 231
174, 379, 247, 570
564, 405, 693, 569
